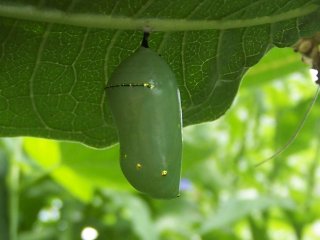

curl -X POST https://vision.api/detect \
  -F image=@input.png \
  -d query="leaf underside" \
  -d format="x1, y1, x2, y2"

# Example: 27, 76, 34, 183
0, 0, 320, 148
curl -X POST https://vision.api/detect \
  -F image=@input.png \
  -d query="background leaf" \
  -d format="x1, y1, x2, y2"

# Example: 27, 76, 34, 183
23, 138, 131, 201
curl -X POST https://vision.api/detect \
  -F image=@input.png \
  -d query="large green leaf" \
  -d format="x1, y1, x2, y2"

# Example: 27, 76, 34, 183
0, 0, 319, 148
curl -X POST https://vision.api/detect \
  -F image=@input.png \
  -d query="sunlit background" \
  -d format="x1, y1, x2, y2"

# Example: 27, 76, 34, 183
0, 47, 320, 240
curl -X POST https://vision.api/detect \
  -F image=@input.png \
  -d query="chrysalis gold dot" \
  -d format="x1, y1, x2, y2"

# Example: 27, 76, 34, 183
136, 163, 142, 170
143, 83, 155, 89
161, 170, 168, 176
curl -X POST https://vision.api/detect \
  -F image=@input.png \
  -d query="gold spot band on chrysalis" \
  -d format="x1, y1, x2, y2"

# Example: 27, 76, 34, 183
106, 83, 154, 89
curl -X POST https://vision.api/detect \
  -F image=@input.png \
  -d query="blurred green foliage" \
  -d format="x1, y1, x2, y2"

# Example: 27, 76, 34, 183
1, 47, 320, 240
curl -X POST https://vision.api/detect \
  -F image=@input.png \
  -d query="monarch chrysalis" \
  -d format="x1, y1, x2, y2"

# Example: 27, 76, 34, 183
106, 33, 182, 198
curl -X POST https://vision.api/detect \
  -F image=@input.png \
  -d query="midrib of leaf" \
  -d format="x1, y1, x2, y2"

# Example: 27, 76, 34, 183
0, 3, 318, 31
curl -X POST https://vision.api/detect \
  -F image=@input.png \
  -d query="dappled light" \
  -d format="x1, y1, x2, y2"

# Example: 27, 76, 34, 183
81, 227, 98, 240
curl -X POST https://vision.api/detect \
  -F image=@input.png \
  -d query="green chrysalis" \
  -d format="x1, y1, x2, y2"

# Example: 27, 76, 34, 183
106, 33, 182, 199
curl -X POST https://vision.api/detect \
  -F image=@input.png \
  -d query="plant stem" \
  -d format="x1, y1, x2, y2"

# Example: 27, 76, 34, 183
4, 139, 23, 240
0, 152, 9, 240
8, 157, 20, 240
0, 3, 317, 31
